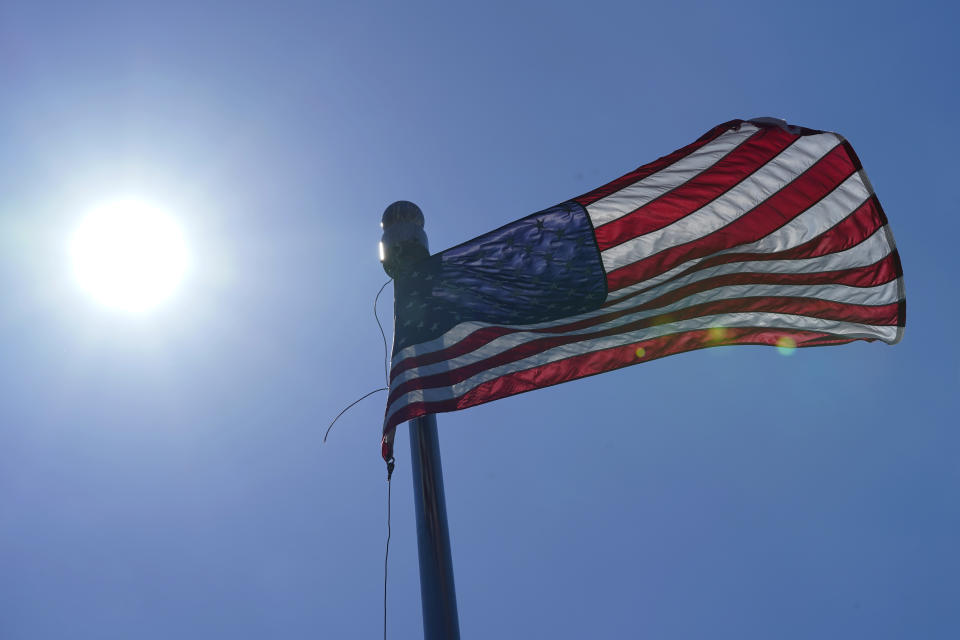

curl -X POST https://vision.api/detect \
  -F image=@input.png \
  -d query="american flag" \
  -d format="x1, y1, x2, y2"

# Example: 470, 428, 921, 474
382, 118, 905, 461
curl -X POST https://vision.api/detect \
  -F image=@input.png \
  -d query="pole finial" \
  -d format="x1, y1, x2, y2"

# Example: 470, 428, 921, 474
380, 201, 429, 279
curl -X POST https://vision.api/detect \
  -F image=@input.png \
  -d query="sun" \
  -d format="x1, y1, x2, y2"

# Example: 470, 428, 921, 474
71, 199, 188, 311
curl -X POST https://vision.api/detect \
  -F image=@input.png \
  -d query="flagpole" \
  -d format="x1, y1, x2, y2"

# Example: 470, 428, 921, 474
381, 201, 461, 640
408, 414, 460, 639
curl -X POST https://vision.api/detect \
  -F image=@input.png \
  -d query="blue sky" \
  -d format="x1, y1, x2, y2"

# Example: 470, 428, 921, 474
1, 1, 958, 638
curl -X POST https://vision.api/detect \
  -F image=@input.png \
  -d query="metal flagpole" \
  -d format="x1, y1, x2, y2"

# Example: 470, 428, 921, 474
380, 201, 461, 640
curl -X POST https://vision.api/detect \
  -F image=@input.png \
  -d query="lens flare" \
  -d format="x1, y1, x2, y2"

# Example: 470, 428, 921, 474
707, 327, 728, 344
776, 336, 797, 356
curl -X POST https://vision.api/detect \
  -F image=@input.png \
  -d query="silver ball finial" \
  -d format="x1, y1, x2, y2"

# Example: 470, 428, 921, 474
380, 201, 430, 278
382, 200, 425, 229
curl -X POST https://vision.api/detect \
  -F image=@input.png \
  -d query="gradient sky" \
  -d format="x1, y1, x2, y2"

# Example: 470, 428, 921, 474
1, 1, 958, 638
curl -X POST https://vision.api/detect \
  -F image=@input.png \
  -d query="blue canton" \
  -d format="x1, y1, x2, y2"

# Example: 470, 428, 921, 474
393, 200, 607, 351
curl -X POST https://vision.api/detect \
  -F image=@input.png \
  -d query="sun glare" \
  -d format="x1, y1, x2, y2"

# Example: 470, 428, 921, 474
71, 199, 187, 311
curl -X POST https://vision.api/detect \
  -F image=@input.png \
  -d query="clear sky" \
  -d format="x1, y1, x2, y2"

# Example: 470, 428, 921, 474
1, 1, 958, 638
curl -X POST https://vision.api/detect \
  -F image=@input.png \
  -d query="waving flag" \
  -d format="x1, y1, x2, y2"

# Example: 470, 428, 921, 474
382, 118, 905, 461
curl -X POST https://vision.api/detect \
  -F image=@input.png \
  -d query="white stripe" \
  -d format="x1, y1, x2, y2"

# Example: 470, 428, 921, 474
388, 277, 901, 390
586, 124, 761, 228
720, 172, 871, 256
626, 224, 894, 306
602, 172, 871, 306
385, 312, 900, 423
390, 225, 895, 370
600, 133, 842, 272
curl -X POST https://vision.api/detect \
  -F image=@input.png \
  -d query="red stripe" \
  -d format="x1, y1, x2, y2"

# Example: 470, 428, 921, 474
390, 325, 514, 381
574, 121, 745, 207
389, 253, 899, 383
593, 127, 797, 251
603, 195, 887, 309
606, 142, 857, 292
386, 296, 899, 406
698, 195, 884, 270
385, 327, 858, 433
609, 259, 900, 320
